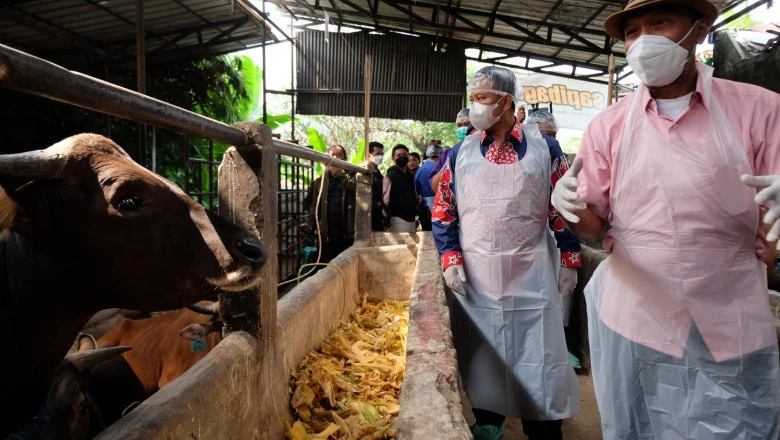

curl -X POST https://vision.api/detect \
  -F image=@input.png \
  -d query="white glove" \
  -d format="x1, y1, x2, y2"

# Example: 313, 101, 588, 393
741, 174, 780, 248
443, 265, 467, 296
558, 267, 577, 297
551, 156, 586, 223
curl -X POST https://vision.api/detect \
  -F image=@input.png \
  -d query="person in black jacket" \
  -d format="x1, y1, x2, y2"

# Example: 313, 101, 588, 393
301, 145, 356, 263
367, 141, 386, 231
382, 144, 418, 233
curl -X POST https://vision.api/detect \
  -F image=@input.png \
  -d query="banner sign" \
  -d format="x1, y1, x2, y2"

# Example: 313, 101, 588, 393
517, 72, 608, 131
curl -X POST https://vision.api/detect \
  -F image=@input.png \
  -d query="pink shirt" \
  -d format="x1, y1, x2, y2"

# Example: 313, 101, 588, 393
578, 74, 780, 261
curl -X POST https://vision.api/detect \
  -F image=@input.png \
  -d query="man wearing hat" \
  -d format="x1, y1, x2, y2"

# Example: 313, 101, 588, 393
552, 1, 780, 438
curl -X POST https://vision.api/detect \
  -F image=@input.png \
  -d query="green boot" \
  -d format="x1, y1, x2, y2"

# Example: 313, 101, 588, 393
470, 423, 506, 440
568, 351, 582, 369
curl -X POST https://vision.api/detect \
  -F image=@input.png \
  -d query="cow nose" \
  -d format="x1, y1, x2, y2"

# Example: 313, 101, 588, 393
236, 236, 266, 265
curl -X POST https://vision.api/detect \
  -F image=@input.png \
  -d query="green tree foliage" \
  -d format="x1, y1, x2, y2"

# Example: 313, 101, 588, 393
1, 55, 257, 198
352, 140, 366, 166
280, 115, 460, 176
721, 9, 752, 30
307, 127, 328, 175
265, 114, 293, 130
560, 136, 582, 155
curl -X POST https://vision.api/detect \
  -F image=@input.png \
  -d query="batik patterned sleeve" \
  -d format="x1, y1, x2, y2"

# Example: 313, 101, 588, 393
431, 149, 462, 270
546, 137, 582, 268
428, 148, 452, 189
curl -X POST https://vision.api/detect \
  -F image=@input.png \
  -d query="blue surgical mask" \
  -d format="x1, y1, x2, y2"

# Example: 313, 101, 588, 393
456, 126, 468, 141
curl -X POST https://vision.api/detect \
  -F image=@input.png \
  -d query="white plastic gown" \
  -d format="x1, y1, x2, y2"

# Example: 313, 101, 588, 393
585, 64, 780, 439
450, 124, 579, 420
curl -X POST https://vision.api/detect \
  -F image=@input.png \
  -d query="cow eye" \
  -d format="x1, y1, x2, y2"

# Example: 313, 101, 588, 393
116, 195, 144, 212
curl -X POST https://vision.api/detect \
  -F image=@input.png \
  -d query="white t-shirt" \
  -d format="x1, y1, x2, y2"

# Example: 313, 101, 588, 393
655, 91, 694, 120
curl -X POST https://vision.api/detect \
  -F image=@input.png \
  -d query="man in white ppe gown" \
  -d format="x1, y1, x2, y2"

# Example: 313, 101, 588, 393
551, 1, 780, 439
432, 65, 581, 440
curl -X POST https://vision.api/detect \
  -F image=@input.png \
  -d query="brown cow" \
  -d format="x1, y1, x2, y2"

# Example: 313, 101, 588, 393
1, 134, 265, 437
96, 301, 223, 396
41, 303, 222, 440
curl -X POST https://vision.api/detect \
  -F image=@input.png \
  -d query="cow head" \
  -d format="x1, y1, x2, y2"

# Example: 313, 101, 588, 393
42, 345, 132, 440
182, 300, 223, 340
0, 133, 266, 311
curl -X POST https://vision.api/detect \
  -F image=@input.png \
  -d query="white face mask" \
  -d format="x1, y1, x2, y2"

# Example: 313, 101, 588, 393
372, 154, 384, 165
626, 21, 699, 87
469, 96, 506, 131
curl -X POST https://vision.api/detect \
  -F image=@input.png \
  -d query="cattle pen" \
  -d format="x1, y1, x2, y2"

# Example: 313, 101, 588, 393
4, 42, 779, 440
0, 43, 473, 439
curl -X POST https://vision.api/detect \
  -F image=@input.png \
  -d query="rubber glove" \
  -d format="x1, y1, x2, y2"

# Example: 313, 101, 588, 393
741, 174, 780, 248
443, 265, 467, 296
558, 267, 578, 297
551, 156, 586, 223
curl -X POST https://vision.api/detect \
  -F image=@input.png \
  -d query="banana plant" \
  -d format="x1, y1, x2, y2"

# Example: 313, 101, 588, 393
307, 127, 328, 175
351, 140, 366, 165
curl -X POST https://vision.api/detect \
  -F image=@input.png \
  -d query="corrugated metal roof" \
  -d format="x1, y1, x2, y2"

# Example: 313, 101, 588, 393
272, 0, 743, 83
296, 30, 466, 121
0, 0, 746, 80
0, 0, 278, 71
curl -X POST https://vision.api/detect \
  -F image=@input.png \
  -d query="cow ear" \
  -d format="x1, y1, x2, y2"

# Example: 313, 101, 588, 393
0, 187, 20, 233
1, 181, 65, 240
77, 333, 98, 352
180, 323, 207, 341
0, 185, 41, 238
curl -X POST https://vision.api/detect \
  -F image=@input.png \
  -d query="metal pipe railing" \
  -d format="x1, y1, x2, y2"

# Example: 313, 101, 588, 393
0, 43, 370, 175
273, 139, 369, 175
0, 44, 248, 147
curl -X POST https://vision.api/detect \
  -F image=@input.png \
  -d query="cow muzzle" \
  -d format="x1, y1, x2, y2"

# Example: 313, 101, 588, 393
207, 267, 263, 292
235, 236, 266, 265
207, 236, 266, 292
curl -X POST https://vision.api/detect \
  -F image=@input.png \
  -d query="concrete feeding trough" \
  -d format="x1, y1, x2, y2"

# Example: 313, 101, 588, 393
92, 232, 471, 439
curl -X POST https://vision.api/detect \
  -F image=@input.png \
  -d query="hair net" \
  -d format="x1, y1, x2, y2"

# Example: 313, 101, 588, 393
426, 144, 444, 158
456, 108, 470, 122
467, 66, 523, 103
525, 110, 558, 131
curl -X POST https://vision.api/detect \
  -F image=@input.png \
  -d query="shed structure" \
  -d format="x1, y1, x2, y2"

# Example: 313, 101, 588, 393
0, 0, 280, 72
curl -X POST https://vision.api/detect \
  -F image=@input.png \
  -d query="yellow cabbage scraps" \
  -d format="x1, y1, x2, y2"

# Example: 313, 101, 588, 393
285, 296, 409, 439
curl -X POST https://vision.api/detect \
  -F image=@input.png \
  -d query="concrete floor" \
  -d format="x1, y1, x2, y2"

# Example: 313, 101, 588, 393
461, 373, 604, 440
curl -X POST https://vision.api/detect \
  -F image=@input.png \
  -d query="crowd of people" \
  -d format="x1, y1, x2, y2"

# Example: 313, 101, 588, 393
302, 134, 464, 252
301, 0, 780, 438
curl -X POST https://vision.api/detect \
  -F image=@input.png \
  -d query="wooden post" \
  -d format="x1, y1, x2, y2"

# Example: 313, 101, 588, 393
363, 54, 372, 161
218, 122, 277, 341
354, 174, 372, 246
607, 54, 616, 106
261, 0, 267, 125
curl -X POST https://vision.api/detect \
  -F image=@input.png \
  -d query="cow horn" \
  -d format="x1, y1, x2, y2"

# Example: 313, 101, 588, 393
187, 301, 219, 315
0, 147, 69, 181
65, 346, 131, 372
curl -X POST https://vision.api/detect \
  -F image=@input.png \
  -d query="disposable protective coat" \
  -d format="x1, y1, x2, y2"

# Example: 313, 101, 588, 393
585, 64, 780, 439
450, 124, 579, 420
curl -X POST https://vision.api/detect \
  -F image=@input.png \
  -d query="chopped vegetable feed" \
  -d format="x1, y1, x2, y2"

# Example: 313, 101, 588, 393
285, 296, 409, 440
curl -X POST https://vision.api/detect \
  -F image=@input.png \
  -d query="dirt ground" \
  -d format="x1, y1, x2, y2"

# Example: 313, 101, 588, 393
461, 373, 604, 440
